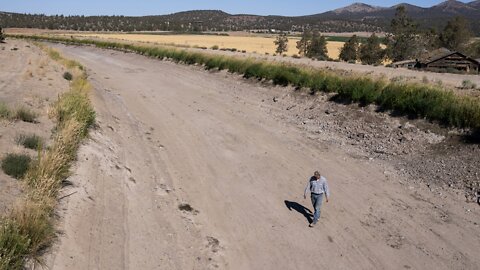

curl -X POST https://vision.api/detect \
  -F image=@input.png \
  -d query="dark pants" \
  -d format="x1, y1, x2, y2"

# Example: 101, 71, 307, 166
311, 193, 324, 224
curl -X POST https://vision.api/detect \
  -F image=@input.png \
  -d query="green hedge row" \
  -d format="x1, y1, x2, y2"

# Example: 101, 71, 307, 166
11, 34, 480, 129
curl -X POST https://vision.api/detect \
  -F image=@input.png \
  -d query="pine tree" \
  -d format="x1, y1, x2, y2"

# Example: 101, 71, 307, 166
274, 33, 288, 55
306, 31, 328, 60
440, 16, 472, 52
386, 6, 418, 61
296, 30, 312, 56
359, 33, 384, 65
339, 35, 359, 62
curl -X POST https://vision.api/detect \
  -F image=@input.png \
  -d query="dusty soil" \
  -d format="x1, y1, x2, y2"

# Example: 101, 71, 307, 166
44, 44, 480, 270
0, 39, 69, 214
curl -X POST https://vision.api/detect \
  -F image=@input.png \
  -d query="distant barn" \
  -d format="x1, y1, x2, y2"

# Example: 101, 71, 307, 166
392, 48, 480, 73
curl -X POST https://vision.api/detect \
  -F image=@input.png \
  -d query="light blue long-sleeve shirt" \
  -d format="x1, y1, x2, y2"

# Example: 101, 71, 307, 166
304, 176, 330, 197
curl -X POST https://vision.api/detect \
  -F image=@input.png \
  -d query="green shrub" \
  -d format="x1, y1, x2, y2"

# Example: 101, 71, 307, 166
338, 77, 384, 105
244, 62, 267, 80
62, 72, 73, 81
1, 154, 31, 179
15, 134, 43, 150
210, 45, 219, 50
13, 107, 37, 123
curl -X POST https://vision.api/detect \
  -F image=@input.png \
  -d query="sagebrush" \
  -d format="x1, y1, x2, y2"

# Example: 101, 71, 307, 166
1, 153, 31, 179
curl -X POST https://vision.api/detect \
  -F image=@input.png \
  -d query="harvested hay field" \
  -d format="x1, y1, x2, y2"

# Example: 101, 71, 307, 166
70, 33, 345, 59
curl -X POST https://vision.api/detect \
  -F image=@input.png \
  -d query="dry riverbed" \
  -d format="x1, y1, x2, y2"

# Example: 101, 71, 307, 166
42, 43, 480, 270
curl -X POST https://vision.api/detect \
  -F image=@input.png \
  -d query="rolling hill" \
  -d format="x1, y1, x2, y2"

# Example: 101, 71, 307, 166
0, 0, 479, 34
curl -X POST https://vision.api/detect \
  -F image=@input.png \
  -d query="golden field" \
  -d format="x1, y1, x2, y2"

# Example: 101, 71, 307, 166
72, 33, 345, 59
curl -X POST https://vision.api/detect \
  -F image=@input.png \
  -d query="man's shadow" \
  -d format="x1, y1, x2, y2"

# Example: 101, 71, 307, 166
284, 200, 313, 224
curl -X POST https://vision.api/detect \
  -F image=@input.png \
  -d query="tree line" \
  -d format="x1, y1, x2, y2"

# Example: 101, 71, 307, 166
274, 6, 480, 65
274, 30, 331, 60
339, 7, 478, 64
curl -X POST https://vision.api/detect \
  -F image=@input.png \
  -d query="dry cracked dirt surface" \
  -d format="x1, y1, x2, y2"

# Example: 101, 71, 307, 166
42, 43, 480, 270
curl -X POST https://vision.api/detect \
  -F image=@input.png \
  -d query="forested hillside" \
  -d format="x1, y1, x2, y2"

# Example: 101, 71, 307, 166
0, 1, 479, 34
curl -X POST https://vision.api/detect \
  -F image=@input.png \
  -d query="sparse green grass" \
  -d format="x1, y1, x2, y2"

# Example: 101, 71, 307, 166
51, 75, 96, 136
13, 107, 37, 123
16, 134, 43, 150
0, 104, 37, 123
46, 48, 61, 61
0, 45, 95, 269
1, 153, 31, 179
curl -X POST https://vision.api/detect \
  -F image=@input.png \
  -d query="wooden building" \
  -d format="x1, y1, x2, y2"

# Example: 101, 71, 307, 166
391, 48, 480, 73
416, 48, 480, 73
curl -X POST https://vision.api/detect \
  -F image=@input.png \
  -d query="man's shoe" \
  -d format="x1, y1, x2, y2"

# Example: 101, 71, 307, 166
309, 222, 316, 228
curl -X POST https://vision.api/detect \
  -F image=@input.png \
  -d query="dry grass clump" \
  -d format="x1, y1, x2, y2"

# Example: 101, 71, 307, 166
25, 120, 82, 198
13, 107, 37, 123
0, 46, 94, 269
0, 103, 11, 119
0, 103, 35, 123
0, 220, 30, 269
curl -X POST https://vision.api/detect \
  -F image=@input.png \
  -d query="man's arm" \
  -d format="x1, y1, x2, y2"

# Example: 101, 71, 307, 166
304, 181, 310, 199
323, 179, 330, 202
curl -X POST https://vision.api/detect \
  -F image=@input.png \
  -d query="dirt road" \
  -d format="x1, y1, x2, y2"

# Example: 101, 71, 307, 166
46, 44, 480, 270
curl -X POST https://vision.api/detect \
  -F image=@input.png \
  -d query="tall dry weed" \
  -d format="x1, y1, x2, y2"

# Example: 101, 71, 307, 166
0, 42, 95, 269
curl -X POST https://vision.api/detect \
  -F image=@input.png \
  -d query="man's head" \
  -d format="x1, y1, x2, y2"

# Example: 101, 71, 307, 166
314, 171, 320, 179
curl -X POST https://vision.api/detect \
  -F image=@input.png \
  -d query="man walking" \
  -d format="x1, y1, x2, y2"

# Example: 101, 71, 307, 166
304, 171, 329, 227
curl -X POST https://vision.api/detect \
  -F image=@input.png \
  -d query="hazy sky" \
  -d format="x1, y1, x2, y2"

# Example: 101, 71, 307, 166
0, 0, 471, 16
